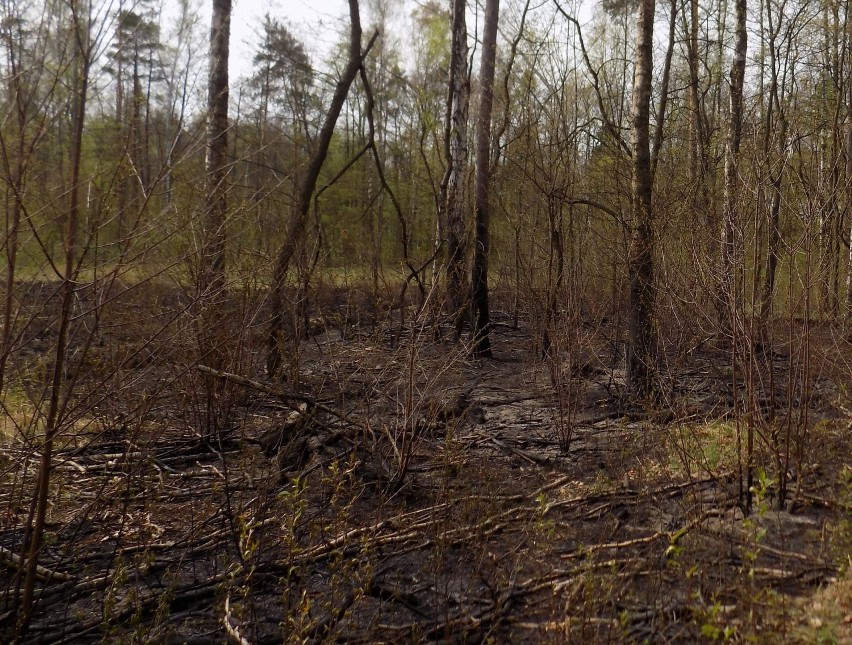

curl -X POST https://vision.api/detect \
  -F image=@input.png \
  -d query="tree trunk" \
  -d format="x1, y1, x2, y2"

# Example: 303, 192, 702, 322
759, 117, 786, 329
266, 0, 368, 377
471, 0, 499, 358
17, 10, 91, 634
625, 0, 657, 398
199, 0, 231, 371
758, 0, 782, 334
818, 1, 842, 319
721, 0, 747, 334
650, 0, 676, 181
687, 0, 701, 181
115, 16, 127, 244
0, 26, 28, 397
686, 0, 714, 276
444, 0, 470, 339
722, 0, 749, 509
542, 195, 564, 357
131, 54, 142, 195
846, 60, 852, 321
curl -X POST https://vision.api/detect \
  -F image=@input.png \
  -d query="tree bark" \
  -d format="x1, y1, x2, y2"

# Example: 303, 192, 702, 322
758, 0, 784, 333
471, 0, 500, 358
722, 0, 747, 331
266, 0, 368, 377
444, 0, 470, 339
199, 0, 231, 370
625, 0, 657, 398
845, 34, 852, 322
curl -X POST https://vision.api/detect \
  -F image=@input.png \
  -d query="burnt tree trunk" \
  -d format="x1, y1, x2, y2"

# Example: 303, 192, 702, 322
625, 0, 657, 398
470, 0, 499, 358
199, 0, 231, 371
444, 0, 470, 339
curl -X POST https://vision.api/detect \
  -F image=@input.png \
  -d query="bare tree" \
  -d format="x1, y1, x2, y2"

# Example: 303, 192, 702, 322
16, 1, 93, 633
443, 0, 470, 339
470, 0, 499, 358
625, 0, 657, 398
721, 0, 746, 331
199, 0, 231, 372
266, 0, 373, 377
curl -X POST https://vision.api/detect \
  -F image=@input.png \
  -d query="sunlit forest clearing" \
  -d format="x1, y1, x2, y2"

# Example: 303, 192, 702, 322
0, 0, 850, 642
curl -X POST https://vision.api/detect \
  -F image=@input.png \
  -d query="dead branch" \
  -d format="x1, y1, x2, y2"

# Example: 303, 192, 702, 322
487, 435, 550, 465
0, 545, 75, 583
224, 594, 251, 645
196, 364, 359, 429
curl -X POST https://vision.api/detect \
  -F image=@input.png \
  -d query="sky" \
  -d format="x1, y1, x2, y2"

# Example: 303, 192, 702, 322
229, 0, 352, 80
152, 0, 419, 113
176, 0, 598, 91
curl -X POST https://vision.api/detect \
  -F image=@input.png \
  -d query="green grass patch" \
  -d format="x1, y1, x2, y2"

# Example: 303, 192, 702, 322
667, 420, 740, 476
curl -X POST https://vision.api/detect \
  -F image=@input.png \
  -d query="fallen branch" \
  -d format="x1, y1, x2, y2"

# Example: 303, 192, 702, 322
0, 545, 75, 583
224, 594, 251, 645
488, 435, 550, 465
562, 532, 667, 558
704, 527, 835, 566
562, 510, 717, 559
196, 365, 360, 430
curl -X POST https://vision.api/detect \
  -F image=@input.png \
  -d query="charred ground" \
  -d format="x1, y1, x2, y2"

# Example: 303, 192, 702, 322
0, 281, 850, 643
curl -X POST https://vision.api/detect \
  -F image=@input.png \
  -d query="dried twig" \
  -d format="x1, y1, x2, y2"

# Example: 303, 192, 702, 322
0, 545, 75, 583
196, 364, 359, 429
224, 594, 251, 645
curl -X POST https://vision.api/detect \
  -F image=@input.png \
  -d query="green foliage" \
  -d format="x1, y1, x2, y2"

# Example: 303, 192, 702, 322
700, 606, 737, 642
411, 0, 451, 76
667, 422, 740, 476
248, 14, 314, 123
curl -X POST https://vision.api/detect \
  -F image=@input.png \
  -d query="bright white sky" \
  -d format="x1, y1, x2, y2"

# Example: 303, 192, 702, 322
229, 0, 349, 80
175, 0, 597, 90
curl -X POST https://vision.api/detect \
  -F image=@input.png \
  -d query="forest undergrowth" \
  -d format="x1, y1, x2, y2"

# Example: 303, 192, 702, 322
0, 281, 850, 644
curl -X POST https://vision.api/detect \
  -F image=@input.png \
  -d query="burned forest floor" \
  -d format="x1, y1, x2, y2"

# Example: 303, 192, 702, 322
1, 282, 851, 643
